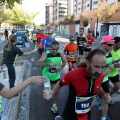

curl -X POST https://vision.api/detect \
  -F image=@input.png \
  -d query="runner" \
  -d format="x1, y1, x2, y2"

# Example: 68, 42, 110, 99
84, 30, 95, 55
108, 37, 120, 104
37, 41, 66, 114
40, 31, 56, 52
77, 28, 87, 63
43, 49, 111, 120
2, 35, 36, 89
64, 36, 78, 71
31, 28, 37, 50
100, 36, 115, 120
36, 29, 47, 56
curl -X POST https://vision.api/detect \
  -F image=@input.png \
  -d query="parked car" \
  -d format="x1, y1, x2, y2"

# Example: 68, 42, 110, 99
16, 31, 25, 47
0, 29, 5, 35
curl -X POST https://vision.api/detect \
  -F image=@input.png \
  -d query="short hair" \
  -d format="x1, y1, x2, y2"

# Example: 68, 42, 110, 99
80, 28, 84, 31
69, 35, 75, 40
50, 41, 59, 47
114, 37, 120, 44
86, 49, 105, 62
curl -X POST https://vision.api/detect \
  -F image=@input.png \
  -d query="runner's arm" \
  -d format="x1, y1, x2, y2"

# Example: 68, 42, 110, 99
60, 52, 66, 68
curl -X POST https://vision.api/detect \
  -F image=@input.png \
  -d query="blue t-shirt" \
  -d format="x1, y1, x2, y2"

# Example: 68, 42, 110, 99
41, 38, 56, 52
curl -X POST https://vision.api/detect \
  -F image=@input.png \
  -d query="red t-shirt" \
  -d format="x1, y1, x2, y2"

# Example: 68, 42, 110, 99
36, 33, 47, 46
87, 36, 94, 44
60, 67, 104, 120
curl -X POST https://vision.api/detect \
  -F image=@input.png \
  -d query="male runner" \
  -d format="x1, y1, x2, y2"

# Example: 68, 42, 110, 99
108, 37, 120, 104
43, 49, 111, 120
100, 36, 115, 120
37, 41, 66, 114
77, 28, 87, 62
64, 36, 78, 71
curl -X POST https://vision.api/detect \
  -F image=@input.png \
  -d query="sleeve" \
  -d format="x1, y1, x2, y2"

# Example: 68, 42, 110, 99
14, 47, 23, 56
0, 83, 4, 91
64, 45, 67, 52
60, 71, 73, 86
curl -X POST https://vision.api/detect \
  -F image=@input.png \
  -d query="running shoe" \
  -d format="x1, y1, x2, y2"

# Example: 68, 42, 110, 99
55, 116, 61, 120
51, 104, 58, 113
109, 100, 114, 105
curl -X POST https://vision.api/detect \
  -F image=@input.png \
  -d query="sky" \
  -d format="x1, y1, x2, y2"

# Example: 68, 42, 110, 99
21, 0, 49, 25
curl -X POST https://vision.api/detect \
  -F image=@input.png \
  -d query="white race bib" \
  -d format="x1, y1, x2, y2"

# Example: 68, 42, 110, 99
75, 95, 96, 114
69, 52, 75, 58
79, 41, 84, 46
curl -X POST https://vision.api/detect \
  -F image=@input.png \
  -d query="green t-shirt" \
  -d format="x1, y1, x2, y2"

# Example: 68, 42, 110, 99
103, 52, 112, 82
108, 49, 120, 77
42, 50, 61, 81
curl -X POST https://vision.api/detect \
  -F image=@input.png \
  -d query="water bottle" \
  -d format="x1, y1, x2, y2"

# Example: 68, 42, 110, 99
2, 64, 8, 81
44, 76, 52, 99
55, 116, 61, 120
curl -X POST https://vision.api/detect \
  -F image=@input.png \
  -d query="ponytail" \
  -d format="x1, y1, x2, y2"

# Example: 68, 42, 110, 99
7, 35, 17, 50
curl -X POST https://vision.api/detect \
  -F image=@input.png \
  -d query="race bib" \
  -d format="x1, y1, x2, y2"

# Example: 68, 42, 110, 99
69, 52, 75, 58
49, 66, 56, 74
79, 41, 84, 46
75, 95, 96, 114
86, 44, 92, 49
46, 47, 50, 50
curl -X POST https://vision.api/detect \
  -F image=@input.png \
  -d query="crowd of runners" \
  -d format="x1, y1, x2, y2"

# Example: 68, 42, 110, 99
0, 27, 120, 120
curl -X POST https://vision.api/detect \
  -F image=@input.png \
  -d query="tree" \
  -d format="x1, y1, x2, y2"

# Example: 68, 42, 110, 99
69, 15, 75, 24
0, 7, 9, 29
96, 1, 120, 21
83, 19, 89, 33
6, 7, 39, 27
62, 16, 70, 25
0, 0, 22, 8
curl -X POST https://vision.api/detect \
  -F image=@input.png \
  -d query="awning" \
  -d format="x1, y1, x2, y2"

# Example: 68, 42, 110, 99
103, 22, 120, 25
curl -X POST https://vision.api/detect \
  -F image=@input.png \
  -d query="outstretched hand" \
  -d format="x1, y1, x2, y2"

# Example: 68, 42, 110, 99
28, 76, 47, 85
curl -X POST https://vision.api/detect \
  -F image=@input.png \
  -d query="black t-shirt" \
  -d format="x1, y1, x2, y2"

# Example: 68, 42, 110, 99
0, 83, 4, 91
2, 45, 23, 65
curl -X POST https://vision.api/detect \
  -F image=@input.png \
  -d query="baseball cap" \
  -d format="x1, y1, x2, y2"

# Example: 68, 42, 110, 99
100, 35, 115, 44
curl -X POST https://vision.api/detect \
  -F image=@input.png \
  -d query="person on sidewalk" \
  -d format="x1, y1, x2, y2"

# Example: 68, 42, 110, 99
108, 37, 120, 103
36, 29, 47, 56
76, 28, 88, 63
4, 29, 9, 40
43, 49, 111, 120
40, 31, 56, 53
64, 36, 78, 71
2, 34, 36, 89
37, 41, 66, 114
0, 74, 47, 98
100, 36, 115, 120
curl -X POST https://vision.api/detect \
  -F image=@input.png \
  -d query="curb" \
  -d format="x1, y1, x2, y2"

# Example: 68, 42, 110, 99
8, 60, 27, 120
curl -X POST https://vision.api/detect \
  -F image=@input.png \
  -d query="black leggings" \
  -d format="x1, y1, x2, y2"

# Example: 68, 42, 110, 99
7, 65, 16, 88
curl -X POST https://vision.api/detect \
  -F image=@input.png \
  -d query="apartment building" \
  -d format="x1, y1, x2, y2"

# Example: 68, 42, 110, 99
53, 0, 68, 24
45, 1, 53, 25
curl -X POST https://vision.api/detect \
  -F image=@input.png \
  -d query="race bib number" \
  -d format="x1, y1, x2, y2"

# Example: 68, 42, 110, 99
46, 47, 50, 50
75, 96, 96, 114
49, 67, 56, 74
69, 52, 75, 58
79, 41, 84, 46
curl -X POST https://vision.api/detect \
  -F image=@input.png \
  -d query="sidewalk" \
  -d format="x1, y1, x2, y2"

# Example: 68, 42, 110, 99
0, 61, 27, 120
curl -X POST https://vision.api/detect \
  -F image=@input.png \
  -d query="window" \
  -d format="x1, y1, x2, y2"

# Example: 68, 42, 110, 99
78, 2, 81, 5
93, 1, 98, 5
78, 8, 81, 10
87, 4, 89, 7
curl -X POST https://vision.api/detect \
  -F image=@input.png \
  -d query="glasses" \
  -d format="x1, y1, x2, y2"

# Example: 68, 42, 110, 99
70, 39, 75, 41
106, 44, 113, 47
48, 33, 52, 35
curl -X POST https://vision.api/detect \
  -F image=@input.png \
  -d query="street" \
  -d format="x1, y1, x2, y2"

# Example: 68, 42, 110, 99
1, 33, 120, 120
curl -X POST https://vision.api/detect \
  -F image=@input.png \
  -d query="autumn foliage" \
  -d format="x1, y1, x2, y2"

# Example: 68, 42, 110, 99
96, 2, 120, 21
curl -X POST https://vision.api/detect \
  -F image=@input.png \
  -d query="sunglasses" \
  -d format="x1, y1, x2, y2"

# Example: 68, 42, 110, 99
48, 33, 52, 34
106, 44, 113, 47
70, 39, 75, 41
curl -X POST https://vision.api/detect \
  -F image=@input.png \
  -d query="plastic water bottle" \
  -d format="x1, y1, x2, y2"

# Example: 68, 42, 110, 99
44, 76, 52, 99
2, 64, 8, 81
